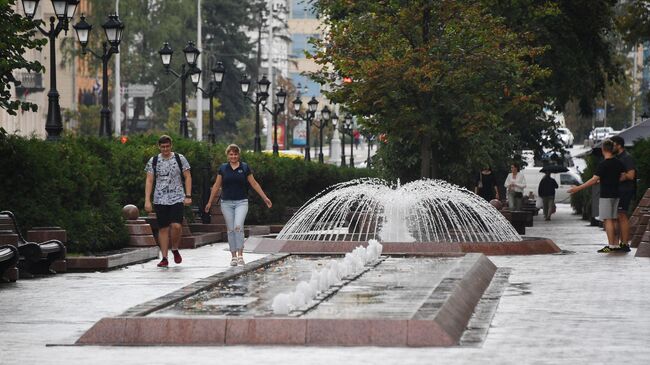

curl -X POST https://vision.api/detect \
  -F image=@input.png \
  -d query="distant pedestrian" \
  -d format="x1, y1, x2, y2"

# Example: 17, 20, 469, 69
144, 135, 192, 267
611, 135, 635, 252
568, 139, 626, 253
474, 166, 499, 202
504, 163, 526, 211
538, 172, 558, 221
204, 144, 272, 266
353, 129, 360, 149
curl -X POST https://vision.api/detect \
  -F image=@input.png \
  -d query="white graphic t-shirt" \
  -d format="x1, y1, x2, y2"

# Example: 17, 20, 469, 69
144, 153, 190, 205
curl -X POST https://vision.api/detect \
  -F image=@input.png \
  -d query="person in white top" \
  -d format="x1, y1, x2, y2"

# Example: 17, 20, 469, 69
504, 163, 526, 211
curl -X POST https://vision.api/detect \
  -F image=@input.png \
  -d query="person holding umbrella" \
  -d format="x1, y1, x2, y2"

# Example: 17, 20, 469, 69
538, 169, 559, 220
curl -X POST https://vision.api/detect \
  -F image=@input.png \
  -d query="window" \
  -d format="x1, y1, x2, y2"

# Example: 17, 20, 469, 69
290, 72, 320, 97
560, 174, 579, 185
291, 33, 319, 58
291, 0, 316, 19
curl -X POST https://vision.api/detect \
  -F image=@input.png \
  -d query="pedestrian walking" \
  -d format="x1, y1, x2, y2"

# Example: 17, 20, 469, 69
204, 144, 272, 266
504, 163, 526, 211
474, 166, 499, 202
144, 135, 192, 267
538, 171, 558, 221
568, 139, 626, 253
611, 136, 635, 252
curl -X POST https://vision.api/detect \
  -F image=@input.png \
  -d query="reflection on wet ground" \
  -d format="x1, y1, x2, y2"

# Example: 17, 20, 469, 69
155, 256, 459, 318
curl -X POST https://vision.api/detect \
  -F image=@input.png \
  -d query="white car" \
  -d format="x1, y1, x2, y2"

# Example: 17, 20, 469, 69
589, 127, 614, 143
522, 167, 583, 203
556, 127, 574, 147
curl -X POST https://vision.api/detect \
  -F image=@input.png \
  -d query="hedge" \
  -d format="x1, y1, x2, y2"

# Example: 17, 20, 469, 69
0, 130, 376, 253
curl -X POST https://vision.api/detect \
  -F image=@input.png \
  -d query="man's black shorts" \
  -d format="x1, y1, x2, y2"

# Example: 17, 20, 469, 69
154, 203, 184, 227
617, 189, 635, 214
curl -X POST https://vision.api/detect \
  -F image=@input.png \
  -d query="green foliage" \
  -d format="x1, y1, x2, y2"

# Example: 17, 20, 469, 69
631, 138, 650, 200
0, 1, 46, 115
311, 0, 549, 181
63, 104, 101, 136
0, 130, 128, 253
616, 0, 650, 45
0, 131, 376, 251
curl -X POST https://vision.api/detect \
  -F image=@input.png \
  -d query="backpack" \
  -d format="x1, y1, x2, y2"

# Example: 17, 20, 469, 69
152, 153, 185, 190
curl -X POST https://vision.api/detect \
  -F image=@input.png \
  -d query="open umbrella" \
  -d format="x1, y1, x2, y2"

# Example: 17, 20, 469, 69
540, 165, 569, 173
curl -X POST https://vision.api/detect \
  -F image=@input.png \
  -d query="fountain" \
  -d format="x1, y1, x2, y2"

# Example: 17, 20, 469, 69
251, 178, 558, 255
76, 179, 559, 348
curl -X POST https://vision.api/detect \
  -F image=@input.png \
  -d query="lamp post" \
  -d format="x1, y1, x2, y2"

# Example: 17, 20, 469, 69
335, 114, 346, 167
362, 130, 374, 168
74, 13, 124, 137
190, 61, 225, 144
344, 113, 354, 167
293, 96, 319, 161
312, 106, 330, 163
258, 88, 287, 156
22, 0, 79, 140
157, 41, 201, 138
240, 75, 270, 153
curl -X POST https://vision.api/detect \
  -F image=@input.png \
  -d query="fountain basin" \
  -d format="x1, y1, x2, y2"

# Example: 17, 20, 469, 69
246, 236, 560, 255
76, 253, 503, 347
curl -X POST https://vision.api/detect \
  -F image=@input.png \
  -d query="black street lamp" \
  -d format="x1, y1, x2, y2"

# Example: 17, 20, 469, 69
334, 114, 346, 167
22, 0, 80, 140
312, 105, 330, 163
259, 88, 287, 156
240, 75, 271, 153
190, 61, 225, 144
344, 113, 354, 167
157, 41, 201, 138
293, 96, 319, 161
74, 13, 124, 137
361, 129, 374, 168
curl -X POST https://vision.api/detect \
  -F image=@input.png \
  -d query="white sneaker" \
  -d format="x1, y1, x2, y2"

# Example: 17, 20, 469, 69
230, 258, 238, 266
237, 257, 245, 265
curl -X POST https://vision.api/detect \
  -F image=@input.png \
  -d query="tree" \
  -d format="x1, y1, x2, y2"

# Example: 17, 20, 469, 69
616, 0, 650, 45
0, 1, 46, 115
310, 0, 548, 181
202, 0, 263, 138
484, 0, 622, 114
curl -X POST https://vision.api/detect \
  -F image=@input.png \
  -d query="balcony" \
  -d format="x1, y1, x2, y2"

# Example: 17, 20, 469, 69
14, 72, 45, 95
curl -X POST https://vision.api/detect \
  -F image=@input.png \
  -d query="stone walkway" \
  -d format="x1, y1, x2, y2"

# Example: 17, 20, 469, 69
1, 204, 649, 364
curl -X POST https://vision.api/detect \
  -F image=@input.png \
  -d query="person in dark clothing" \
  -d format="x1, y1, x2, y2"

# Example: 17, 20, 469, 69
474, 166, 499, 202
611, 135, 636, 251
204, 144, 272, 266
538, 172, 558, 221
569, 139, 626, 253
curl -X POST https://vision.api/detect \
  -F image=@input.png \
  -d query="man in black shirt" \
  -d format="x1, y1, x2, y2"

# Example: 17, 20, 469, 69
611, 136, 636, 252
568, 139, 626, 253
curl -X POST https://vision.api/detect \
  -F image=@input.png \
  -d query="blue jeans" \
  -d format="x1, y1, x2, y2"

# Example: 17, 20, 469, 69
220, 199, 248, 252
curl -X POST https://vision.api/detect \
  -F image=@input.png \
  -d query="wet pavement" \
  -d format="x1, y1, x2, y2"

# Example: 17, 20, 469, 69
1, 204, 650, 364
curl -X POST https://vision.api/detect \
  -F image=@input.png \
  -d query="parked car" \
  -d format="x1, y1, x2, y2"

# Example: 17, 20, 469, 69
556, 127, 574, 147
589, 127, 614, 143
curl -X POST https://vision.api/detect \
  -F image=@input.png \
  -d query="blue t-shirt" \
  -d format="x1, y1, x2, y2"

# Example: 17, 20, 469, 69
218, 162, 252, 200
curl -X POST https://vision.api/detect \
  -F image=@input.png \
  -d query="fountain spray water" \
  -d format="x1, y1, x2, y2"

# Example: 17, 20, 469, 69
271, 240, 383, 315
277, 178, 521, 243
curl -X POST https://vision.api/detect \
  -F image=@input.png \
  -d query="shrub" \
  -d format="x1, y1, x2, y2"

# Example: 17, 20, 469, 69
0, 130, 377, 252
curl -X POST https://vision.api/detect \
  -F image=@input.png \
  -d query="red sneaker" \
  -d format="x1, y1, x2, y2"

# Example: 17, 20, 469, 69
157, 258, 169, 267
172, 250, 182, 264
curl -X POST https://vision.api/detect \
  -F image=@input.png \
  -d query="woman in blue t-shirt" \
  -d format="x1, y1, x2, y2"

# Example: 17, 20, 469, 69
204, 144, 272, 266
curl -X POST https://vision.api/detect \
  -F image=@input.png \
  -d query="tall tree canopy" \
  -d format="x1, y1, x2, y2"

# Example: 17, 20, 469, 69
311, 0, 549, 181
0, 0, 45, 115
82, 0, 260, 137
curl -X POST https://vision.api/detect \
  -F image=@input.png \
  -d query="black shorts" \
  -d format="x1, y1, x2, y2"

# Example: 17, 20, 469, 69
617, 190, 634, 214
154, 203, 184, 228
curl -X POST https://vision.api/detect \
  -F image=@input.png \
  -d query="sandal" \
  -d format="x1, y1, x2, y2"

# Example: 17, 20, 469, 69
230, 258, 238, 266
237, 257, 245, 265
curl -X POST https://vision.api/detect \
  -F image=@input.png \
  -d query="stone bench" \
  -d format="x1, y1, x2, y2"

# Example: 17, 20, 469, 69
0, 211, 66, 275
